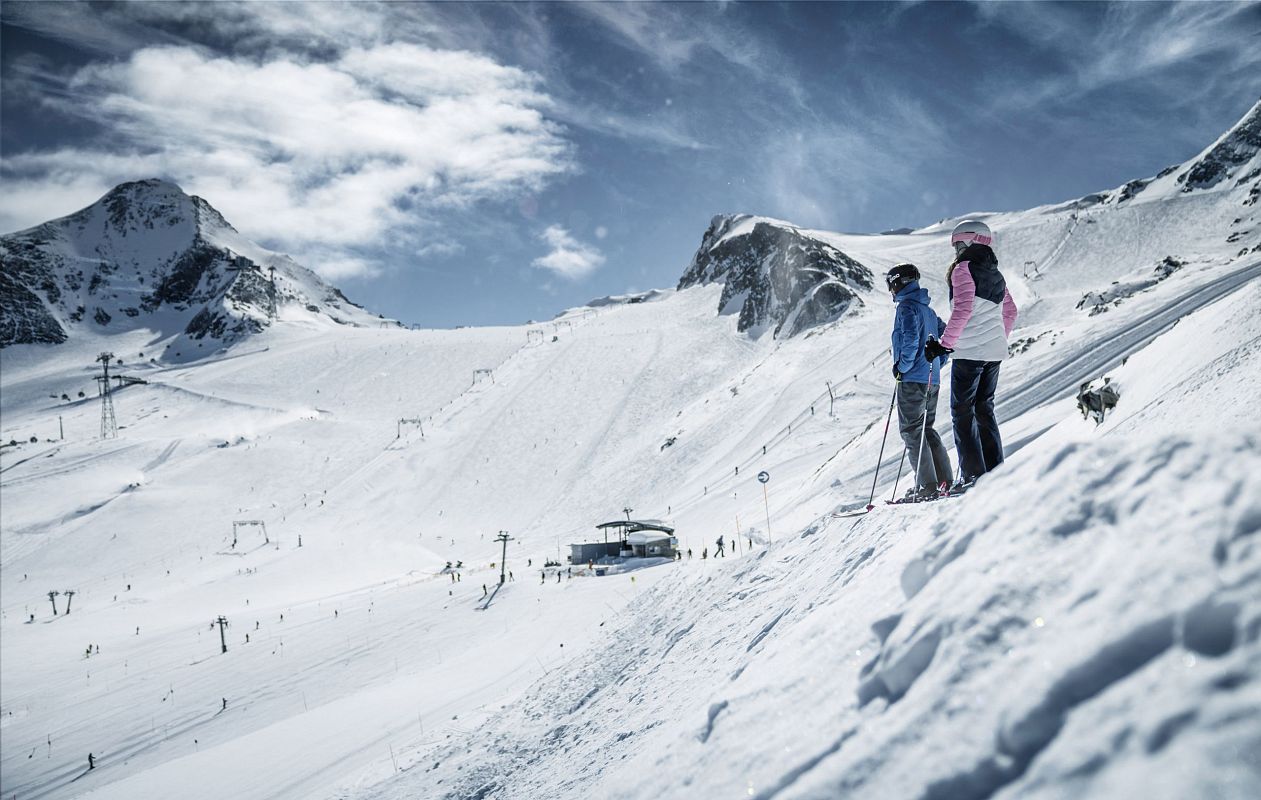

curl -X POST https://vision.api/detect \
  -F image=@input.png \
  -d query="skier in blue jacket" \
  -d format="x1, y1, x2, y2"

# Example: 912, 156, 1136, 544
887, 264, 953, 500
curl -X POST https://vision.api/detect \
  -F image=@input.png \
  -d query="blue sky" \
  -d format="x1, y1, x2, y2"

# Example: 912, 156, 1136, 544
2, 1, 1259, 328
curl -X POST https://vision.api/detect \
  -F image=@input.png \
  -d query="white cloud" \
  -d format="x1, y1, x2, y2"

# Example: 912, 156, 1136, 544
0, 42, 573, 278
304, 254, 381, 281
531, 225, 605, 280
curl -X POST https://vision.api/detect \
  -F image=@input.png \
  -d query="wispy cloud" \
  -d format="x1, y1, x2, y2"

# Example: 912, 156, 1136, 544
976, 2, 1261, 118
571, 1, 809, 108
0, 1, 189, 56
748, 84, 950, 229
573, 3, 704, 72
0, 42, 573, 279
531, 225, 605, 280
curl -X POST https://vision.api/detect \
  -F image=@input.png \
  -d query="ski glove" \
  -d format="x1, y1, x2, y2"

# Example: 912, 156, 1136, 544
892, 363, 902, 380
923, 339, 952, 361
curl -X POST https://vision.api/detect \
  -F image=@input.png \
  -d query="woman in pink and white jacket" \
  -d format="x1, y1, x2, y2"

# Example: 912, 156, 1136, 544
923, 220, 1018, 492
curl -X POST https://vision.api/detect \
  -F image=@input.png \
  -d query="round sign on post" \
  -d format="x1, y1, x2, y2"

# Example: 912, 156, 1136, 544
757, 471, 773, 543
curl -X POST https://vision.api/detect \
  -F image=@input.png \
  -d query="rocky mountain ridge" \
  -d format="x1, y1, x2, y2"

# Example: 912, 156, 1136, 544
1082, 97, 1261, 210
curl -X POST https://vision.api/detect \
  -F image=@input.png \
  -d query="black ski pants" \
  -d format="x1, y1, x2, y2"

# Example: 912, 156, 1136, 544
896, 380, 952, 491
950, 359, 1004, 481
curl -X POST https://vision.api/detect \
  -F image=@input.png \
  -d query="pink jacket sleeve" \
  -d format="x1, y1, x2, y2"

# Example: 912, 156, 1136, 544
939, 264, 974, 350
1002, 289, 1018, 336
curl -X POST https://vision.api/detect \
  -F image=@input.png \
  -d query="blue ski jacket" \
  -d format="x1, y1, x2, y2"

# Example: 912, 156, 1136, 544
892, 282, 947, 384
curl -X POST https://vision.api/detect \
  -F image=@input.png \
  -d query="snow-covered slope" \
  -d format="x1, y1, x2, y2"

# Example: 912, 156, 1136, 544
0, 179, 385, 353
2, 102, 1260, 800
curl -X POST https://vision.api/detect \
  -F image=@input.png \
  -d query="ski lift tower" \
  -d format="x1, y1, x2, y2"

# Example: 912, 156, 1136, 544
231, 520, 269, 548
267, 266, 278, 320
95, 352, 118, 439
495, 531, 512, 585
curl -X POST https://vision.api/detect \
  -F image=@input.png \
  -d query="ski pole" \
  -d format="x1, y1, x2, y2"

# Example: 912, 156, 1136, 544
912, 361, 934, 498
866, 379, 899, 511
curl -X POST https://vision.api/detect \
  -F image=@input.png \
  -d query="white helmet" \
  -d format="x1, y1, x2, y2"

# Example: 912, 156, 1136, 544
951, 219, 993, 250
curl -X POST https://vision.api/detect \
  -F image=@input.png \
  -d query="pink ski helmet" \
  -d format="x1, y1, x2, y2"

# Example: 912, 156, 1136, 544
950, 219, 993, 250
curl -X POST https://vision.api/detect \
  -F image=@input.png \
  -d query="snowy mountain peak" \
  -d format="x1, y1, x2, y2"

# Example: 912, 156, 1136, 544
677, 213, 874, 337
0, 180, 384, 353
1176, 96, 1261, 193
82, 178, 239, 239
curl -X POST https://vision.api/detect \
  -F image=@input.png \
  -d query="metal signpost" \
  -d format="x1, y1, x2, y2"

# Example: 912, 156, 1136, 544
757, 471, 772, 543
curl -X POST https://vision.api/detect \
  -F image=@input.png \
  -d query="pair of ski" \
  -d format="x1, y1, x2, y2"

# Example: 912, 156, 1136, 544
832, 489, 960, 519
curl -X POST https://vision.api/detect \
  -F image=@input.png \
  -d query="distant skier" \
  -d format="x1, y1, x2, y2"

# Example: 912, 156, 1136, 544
702, 547, 708, 560
715, 536, 725, 557
88, 752, 95, 770
886, 263, 953, 500
482, 584, 488, 598
925, 220, 1018, 492
222, 697, 228, 711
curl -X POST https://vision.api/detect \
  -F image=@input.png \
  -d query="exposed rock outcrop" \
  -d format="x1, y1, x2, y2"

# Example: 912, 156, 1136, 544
678, 214, 873, 337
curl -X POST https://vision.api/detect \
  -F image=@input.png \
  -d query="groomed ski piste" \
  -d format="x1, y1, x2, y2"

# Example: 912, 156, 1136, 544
3, 105, 1260, 800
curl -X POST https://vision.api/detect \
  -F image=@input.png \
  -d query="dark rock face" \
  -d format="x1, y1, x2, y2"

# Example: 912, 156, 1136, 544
151, 243, 222, 308
677, 214, 873, 337
0, 266, 67, 345
1178, 99, 1261, 192
1115, 178, 1151, 204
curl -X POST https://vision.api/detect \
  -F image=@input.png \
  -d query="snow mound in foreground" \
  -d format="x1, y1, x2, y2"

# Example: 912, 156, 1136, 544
397, 427, 1261, 800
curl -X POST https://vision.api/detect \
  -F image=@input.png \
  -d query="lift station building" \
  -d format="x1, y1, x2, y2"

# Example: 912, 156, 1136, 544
569, 519, 678, 565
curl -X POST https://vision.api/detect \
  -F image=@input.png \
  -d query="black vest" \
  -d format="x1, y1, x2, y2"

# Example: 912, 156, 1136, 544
950, 244, 1006, 303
